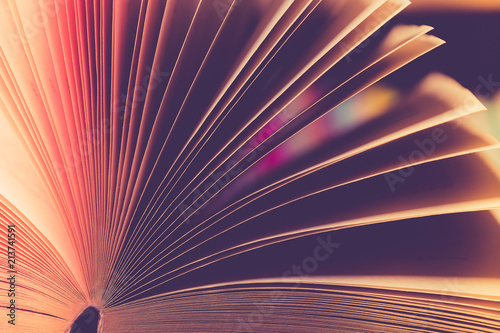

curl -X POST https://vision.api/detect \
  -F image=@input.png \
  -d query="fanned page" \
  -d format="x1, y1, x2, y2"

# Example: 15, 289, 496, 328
0, 0, 500, 332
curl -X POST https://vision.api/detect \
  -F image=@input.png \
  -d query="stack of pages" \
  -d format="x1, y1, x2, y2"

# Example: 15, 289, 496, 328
1, 0, 500, 332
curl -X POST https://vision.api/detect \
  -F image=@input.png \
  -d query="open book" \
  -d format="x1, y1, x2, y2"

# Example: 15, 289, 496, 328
1, 0, 500, 332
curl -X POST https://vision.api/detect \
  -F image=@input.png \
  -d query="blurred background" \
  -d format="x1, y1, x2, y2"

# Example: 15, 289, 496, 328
233, 0, 500, 190
386, 0, 500, 95
386, 0, 500, 152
